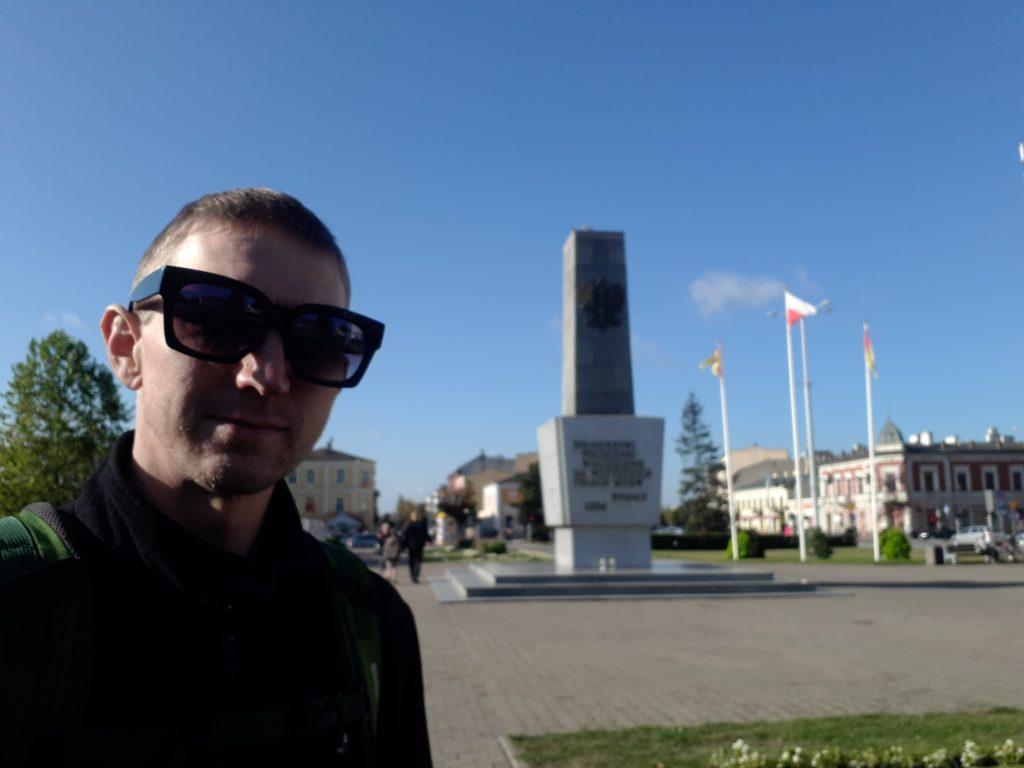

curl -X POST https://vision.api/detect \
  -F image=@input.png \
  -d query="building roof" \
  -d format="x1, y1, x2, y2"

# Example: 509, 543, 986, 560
454, 451, 516, 477
734, 473, 807, 493
306, 438, 371, 463
877, 420, 904, 446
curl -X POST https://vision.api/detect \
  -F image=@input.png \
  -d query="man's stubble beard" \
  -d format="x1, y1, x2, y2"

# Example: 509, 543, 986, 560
176, 404, 304, 497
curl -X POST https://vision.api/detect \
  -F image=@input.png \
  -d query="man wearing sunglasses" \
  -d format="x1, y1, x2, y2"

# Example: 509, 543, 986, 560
0, 189, 431, 766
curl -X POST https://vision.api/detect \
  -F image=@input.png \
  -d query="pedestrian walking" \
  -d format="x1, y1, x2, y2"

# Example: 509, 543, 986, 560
403, 509, 429, 583
380, 521, 401, 583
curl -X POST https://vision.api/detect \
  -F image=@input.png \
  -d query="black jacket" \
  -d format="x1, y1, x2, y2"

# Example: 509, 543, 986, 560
402, 519, 429, 552
9, 432, 431, 767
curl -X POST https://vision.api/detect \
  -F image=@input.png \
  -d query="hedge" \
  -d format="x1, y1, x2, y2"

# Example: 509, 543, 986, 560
652, 529, 857, 551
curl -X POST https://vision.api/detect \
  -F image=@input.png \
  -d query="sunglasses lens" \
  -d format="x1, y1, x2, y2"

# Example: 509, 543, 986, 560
290, 310, 366, 384
172, 283, 262, 358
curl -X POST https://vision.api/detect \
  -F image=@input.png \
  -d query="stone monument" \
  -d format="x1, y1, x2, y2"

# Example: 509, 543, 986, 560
537, 230, 664, 570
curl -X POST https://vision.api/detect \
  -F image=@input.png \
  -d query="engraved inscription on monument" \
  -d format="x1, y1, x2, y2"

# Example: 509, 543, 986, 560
572, 440, 651, 498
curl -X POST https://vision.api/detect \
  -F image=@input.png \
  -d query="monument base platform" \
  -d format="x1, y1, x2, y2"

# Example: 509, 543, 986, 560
429, 561, 819, 603
555, 525, 651, 569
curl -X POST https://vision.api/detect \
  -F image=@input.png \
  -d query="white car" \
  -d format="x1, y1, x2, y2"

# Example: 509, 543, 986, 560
950, 525, 1008, 548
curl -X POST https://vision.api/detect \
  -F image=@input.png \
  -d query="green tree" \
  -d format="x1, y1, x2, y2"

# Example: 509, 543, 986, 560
436, 480, 476, 526
513, 461, 547, 540
0, 331, 129, 514
394, 495, 418, 524
674, 392, 728, 532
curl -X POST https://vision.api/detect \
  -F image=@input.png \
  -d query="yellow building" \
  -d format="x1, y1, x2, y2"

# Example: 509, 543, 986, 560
287, 439, 377, 528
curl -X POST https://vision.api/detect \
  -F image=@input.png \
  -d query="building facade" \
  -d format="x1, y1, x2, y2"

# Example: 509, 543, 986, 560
818, 422, 1024, 536
479, 478, 523, 534
287, 440, 377, 529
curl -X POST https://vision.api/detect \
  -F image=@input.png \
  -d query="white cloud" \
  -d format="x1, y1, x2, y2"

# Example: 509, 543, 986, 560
689, 272, 784, 318
42, 310, 85, 331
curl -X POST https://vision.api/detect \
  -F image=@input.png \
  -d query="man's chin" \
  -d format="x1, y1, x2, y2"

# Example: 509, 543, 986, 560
192, 457, 286, 497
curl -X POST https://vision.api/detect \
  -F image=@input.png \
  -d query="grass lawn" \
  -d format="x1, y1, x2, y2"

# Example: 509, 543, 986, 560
654, 545, 928, 565
510, 709, 1024, 768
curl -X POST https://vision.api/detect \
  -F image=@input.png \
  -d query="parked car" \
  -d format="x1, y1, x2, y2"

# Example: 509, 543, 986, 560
652, 526, 686, 536
342, 532, 379, 550
950, 525, 1009, 548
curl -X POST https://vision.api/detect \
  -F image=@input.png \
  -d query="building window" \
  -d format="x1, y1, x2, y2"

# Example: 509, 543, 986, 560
883, 473, 897, 493
337, 469, 345, 484
305, 497, 316, 513
288, 471, 297, 483
1013, 469, 1023, 492
955, 468, 969, 492
307, 469, 316, 484
922, 470, 935, 493
335, 497, 345, 512
361, 470, 370, 487
857, 476, 864, 495
984, 468, 997, 491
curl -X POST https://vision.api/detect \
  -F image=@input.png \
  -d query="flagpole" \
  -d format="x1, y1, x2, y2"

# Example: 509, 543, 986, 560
718, 343, 739, 561
786, 317, 807, 562
865, 321, 880, 562
799, 318, 821, 532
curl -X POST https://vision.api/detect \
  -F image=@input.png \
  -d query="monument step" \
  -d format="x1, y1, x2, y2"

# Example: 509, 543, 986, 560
431, 566, 818, 602
461, 581, 815, 598
469, 562, 776, 585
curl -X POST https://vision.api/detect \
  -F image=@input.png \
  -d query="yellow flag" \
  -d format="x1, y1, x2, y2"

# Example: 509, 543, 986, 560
699, 347, 723, 378
863, 322, 877, 378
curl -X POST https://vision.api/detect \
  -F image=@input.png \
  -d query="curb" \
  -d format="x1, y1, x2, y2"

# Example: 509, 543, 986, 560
498, 735, 525, 768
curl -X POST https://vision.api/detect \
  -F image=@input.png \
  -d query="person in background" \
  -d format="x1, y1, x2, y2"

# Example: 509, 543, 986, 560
379, 521, 400, 583
403, 509, 429, 584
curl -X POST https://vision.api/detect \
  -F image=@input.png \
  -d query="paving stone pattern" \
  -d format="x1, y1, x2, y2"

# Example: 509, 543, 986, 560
393, 560, 1024, 768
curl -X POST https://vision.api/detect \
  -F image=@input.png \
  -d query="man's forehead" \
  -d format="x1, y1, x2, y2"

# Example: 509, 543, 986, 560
166, 222, 350, 307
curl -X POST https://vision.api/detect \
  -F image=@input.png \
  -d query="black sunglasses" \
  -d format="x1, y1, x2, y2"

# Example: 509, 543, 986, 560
129, 266, 384, 389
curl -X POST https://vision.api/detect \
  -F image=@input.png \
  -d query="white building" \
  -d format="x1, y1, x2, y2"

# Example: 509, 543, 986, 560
479, 478, 522, 535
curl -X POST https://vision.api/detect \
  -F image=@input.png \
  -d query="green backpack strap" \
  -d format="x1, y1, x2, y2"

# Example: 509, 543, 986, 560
0, 504, 93, 766
319, 540, 383, 738
0, 503, 73, 581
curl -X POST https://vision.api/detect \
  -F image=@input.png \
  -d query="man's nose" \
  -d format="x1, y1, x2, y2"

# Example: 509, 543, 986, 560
236, 330, 291, 396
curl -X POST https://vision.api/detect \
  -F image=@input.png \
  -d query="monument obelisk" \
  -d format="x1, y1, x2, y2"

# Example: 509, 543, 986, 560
537, 230, 664, 571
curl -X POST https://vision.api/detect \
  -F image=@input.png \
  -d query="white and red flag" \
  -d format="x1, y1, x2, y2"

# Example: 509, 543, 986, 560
784, 290, 818, 326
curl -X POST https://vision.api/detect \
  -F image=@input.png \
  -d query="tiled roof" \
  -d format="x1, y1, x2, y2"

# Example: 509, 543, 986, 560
306, 446, 371, 463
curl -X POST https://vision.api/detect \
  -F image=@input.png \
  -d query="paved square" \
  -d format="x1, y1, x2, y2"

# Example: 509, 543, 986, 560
391, 559, 1024, 768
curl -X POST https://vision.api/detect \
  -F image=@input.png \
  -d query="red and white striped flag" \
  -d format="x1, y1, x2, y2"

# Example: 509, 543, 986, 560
784, 290, 818, 326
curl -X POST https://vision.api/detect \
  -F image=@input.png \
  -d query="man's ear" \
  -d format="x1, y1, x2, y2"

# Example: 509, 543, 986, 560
101, 304, 144, 391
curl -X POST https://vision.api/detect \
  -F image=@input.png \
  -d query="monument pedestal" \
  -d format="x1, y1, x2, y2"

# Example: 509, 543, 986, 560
554, 526, 652, 571
538, 415, 663, 571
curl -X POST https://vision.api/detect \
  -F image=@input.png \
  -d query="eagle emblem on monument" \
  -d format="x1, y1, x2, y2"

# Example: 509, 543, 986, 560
578, 277, 625, 331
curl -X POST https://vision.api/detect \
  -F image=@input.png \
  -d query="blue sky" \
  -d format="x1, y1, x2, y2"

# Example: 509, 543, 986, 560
2, 2, 1024, 512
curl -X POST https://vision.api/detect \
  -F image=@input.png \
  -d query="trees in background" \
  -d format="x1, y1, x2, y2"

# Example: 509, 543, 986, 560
0, 331, 129, 514
435, 479, 476, 527
513, 461, 547, 540
673, 391, 728, 532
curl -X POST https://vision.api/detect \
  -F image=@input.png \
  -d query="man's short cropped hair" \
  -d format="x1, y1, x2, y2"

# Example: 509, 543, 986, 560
134, 188, 351, 299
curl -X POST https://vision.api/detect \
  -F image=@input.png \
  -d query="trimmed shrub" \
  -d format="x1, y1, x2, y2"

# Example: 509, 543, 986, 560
455, 538, 475, 550
653, 531, 853, 552
810, 527, 833, 559
478, 540, 507, 555
724, 530, 764, 559
880, 527, 911, 561
652, 533, 730, 550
